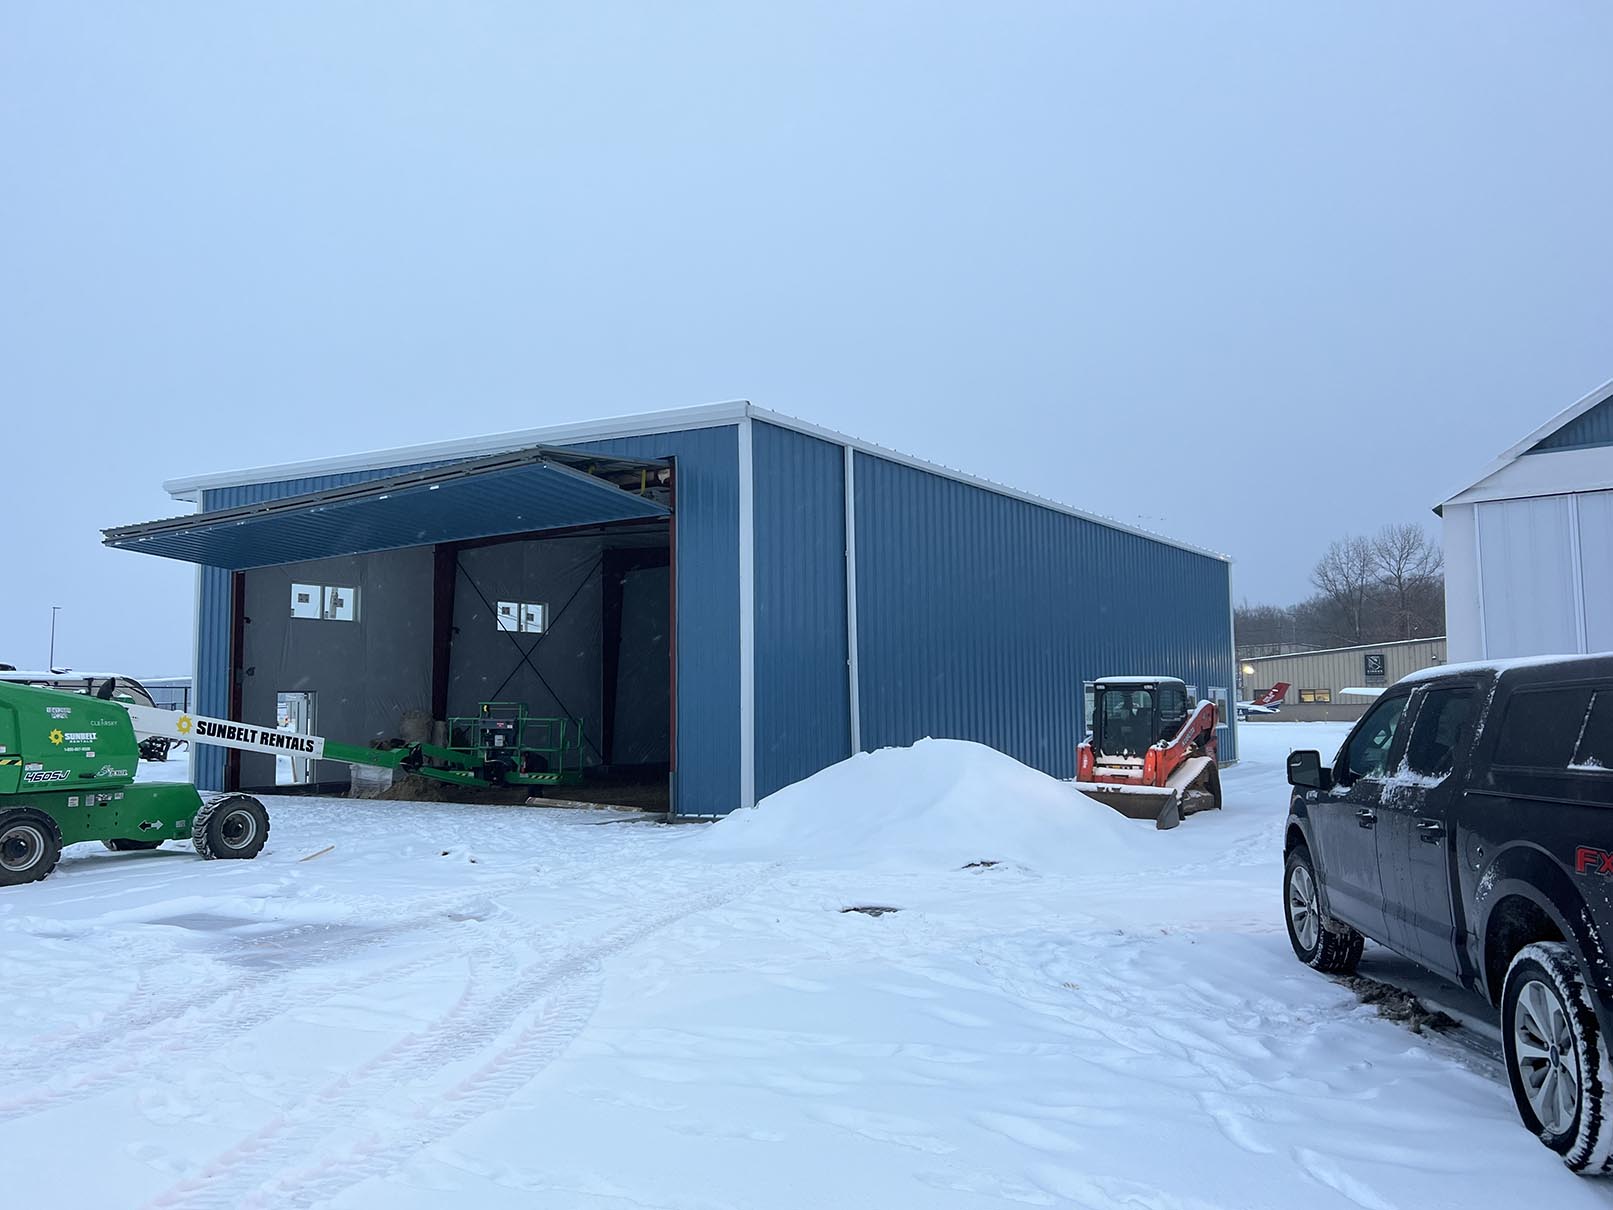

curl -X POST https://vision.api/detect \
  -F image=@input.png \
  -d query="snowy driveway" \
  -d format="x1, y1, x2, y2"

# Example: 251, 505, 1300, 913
3, 727, 1610, 1209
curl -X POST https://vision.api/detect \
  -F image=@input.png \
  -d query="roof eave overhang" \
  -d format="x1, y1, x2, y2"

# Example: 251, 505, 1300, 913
107, 445, 672, 570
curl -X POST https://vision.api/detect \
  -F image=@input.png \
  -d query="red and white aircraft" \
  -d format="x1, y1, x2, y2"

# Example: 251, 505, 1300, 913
1235, 682, 1290, 720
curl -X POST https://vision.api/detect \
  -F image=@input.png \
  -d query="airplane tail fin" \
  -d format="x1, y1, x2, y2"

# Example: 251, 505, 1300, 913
1255, 683, 1290, 706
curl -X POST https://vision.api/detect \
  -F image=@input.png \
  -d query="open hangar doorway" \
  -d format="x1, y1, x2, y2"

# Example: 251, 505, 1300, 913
231, 516, 674, 811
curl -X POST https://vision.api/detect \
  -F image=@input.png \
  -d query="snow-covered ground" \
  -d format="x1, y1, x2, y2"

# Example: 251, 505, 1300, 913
3, 726, 1610, 1209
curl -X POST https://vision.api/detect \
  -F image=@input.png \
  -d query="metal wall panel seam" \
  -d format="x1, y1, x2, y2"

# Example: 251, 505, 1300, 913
1223, 561, 1240, 764
189, 563, 202, 786
1570, 494, 1589, 652
738, 416, 756, 808
844, 442, 862, 754
1474, 504, 1489, 660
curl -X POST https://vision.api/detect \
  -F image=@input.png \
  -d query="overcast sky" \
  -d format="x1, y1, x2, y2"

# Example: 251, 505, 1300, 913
3, 2, 1610, 675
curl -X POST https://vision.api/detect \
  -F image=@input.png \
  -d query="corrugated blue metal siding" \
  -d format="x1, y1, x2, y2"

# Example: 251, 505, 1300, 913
560, 427, 740, 816
1530, 394, 1613, 453
852, 452, 1237, 777
194, 437, 741, 815
751, 422, 849, 798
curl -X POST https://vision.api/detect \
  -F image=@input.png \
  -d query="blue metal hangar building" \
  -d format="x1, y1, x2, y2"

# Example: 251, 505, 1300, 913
106, 403, 1238, 817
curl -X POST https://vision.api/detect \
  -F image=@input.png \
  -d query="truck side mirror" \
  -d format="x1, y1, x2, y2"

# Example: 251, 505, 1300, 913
1287, 749, 1332, 791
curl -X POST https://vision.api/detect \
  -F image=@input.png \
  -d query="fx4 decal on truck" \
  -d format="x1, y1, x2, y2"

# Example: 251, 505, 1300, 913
1575, 846, 1613, 876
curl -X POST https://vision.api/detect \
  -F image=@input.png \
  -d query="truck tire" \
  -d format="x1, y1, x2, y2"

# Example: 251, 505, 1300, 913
103, 838, 163, 852
192, 795, 270, 861
1283, 846, 1363, 974
0, 809, 63, 886
1502, 941, 1613, 1173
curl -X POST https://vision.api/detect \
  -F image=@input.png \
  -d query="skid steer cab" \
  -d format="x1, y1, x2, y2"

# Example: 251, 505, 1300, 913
1074, 677, 1222, 830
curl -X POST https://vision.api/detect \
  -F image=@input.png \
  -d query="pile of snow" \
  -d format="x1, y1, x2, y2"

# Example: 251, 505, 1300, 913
700, 738, 1157, 873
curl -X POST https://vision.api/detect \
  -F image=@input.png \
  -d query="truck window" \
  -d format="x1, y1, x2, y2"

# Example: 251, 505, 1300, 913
1344, 693, 1409, 780
1404, 687, 1475, 778
1571, 688, 1613, 772
1494, 687, 1594, 769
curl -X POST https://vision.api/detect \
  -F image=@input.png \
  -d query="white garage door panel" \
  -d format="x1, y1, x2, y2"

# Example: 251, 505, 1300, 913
1578, 491, 1613, 652
1477, 497, 1579, 657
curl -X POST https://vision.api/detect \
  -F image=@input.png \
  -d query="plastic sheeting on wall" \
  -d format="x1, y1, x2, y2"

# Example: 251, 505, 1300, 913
449, 537, 608, 764
238, 548, 435, 789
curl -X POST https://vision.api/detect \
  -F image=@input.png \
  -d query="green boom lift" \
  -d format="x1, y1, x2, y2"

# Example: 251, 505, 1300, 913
0, 680, 585, 886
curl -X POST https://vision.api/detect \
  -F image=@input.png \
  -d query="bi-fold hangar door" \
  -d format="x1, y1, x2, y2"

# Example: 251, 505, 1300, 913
105, 447, 677, 797
104, 446, 672, 570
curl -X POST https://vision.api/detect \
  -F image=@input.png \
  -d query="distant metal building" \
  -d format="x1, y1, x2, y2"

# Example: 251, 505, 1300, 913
140, 676, 192, 712
106, 403, 1238, 816
1242, 637, 1447, 722
1439, 378, 1613, 662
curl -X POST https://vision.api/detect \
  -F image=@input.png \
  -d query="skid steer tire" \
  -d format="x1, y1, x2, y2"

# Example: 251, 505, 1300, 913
1284, 846, 1362, 974
103, 838, 163, 852
193, 795, 270, 861
0, 809, 63, 886
1204, 762, 1222, 810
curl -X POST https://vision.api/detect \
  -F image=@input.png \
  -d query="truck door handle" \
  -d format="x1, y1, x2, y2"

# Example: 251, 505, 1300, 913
1416, 820, 1445, 843
1355, 808, 1376, 828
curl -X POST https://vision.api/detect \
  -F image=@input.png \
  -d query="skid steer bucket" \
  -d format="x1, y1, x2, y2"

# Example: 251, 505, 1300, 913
1074, 754, 1219, 831
1073, 781, 1183, 829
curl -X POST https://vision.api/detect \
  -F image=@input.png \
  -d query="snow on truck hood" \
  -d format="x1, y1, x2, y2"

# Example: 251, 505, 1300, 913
699, 737, 1157, 873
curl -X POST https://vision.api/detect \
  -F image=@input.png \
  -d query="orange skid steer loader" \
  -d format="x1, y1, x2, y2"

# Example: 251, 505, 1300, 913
1075, 677, 1222, 830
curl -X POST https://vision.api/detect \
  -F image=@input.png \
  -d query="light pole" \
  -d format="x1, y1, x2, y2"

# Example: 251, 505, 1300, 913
48, 606, 61, 671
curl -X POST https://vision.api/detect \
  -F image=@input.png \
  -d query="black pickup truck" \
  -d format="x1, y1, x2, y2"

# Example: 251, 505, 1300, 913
1284, 654, 1613, 1173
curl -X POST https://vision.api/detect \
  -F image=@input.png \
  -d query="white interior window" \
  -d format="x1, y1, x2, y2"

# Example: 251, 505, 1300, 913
521, 602, 548, 633
290, 583, 321, 619
322, 586, 359, 622
497, 602, 521, 632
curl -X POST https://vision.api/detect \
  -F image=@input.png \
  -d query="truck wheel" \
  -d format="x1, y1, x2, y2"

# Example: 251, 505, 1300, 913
0, 810, 63, 886
192, 795, 270, 861
1283, 846, 1363, 974
1502, 942, 1612, 1173
103, 838, 163, 852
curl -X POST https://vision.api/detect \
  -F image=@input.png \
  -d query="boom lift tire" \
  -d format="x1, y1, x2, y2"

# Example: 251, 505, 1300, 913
1284, 846, 1363, 974
192, 795, 270, 861
102, 838, 163, 852
0, 809, 64, 886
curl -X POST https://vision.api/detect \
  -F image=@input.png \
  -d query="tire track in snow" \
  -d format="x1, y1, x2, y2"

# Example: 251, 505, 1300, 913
0, 880, 540, 1121
140, 864, 775, 1210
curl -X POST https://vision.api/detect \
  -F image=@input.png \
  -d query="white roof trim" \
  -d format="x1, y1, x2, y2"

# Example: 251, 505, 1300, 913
163, 399, 754, 500
1435, 376, 1613, 512
162, 400, 1229, 563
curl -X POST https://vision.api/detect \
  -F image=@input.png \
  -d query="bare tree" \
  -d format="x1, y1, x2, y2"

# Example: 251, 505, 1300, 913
1241, 520, 1448, 651
1311, 535, 1377, 645
1370, 523, 1444, 640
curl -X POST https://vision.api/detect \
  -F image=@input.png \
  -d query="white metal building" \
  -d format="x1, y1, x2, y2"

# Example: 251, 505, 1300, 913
1438, 378, 1613, 661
